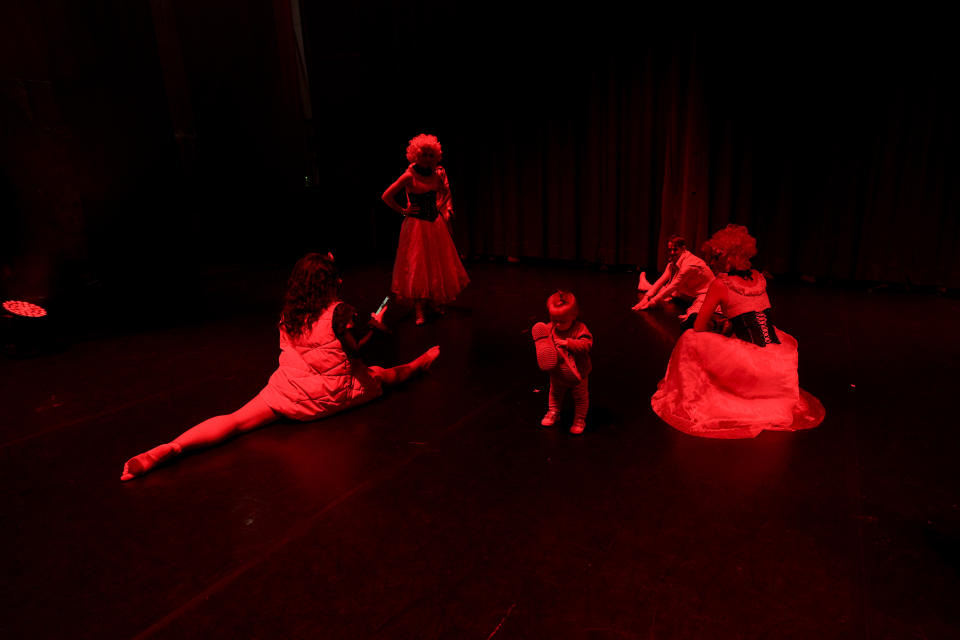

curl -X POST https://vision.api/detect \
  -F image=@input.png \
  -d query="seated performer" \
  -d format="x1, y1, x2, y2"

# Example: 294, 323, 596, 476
650, 225, 825, 438
120, 252, 439, 481
633, 235, 715, 330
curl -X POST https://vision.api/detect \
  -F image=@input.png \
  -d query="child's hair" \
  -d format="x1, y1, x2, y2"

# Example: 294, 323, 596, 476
406, 133, 442, 164
547, 290, 579, 323
280, 252, 341, 338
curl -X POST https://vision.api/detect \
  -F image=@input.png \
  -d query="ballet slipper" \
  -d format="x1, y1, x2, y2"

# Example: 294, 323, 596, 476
417, 345, 441, 371
120, 442, 182, 481
531, 322, 558, 371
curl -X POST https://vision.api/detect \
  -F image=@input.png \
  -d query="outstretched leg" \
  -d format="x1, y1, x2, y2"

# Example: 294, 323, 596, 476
121, 441, 182, 481
370, 345, 440, 387
121, 395, 278, 481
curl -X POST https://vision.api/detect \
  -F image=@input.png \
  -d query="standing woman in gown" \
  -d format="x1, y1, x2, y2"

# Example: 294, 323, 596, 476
651, 224, 825, 439
381, 133, 470, 325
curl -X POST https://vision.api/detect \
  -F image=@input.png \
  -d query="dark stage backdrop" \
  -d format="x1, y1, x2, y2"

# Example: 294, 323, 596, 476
305, 3, 960, 287
302, 5, 958, 287
2, 1, 958, 326
1, 0, 312, 327
1, 0, 176, 305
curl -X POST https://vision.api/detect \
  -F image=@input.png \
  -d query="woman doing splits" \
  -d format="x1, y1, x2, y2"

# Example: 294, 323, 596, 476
121, 253, 439, 481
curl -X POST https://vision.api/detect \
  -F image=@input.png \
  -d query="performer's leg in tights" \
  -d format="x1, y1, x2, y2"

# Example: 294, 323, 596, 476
369, 345, 439, 386
121, 346, 440, 481
121, 395, 278, 481
414, 299, 427, 325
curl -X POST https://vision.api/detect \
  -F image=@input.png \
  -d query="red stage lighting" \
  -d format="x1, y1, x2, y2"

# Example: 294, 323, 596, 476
2, 299, 57, 358
3, 300, 48, 318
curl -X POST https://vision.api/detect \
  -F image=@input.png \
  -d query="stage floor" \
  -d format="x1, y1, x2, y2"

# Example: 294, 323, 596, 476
1, 260, 958, 639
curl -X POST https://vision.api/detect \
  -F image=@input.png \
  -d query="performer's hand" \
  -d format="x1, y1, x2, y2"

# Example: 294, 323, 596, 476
632, 297, 651, 312
369, 312, 390, 333
402, 204, 420, 216
555, 338, 568, 347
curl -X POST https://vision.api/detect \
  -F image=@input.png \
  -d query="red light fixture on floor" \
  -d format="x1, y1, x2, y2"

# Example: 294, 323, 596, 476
3, 300, 48, 318
2, 299, 56, 358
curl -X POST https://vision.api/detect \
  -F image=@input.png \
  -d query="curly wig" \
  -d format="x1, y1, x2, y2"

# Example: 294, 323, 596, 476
702, 224, 758, 272
280, 252, 341, 338
406, 133, 442, 164
547, 290, 579, 322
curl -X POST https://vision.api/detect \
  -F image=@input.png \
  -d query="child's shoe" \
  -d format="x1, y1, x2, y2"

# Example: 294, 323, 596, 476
532, 322, 558, 370
569, 418, 586, 435
541, 410, 559, 427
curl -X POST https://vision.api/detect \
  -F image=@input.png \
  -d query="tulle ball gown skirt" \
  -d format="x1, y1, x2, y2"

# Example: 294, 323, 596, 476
651, 329, 825, 439
391, 216, 469, 303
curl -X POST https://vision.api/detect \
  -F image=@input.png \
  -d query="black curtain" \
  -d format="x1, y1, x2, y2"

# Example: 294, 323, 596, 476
1, 0, 313, 318
2, 1, 957, 305
1, 0, 176, 303
301, 5, 959, 287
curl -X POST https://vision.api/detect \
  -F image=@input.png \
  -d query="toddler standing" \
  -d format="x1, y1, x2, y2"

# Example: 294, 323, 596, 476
531, 291, 593, 434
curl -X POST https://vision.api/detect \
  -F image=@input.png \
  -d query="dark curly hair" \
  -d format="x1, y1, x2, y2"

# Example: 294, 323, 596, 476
280, 253, 341, 338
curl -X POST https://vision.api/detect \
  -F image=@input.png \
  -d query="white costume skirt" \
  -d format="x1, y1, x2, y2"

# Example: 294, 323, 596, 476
651, 328, 825, 439
391, 216, 469, 303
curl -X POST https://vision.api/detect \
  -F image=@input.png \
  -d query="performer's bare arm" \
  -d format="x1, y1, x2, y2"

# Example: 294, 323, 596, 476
381, 173, 414, 215
437, 167, 454, 221
694, 280, 727, 332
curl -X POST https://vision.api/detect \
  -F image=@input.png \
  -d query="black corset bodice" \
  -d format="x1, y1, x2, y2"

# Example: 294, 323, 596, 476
729, 309, 780, 347
406, 190, 439, 221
